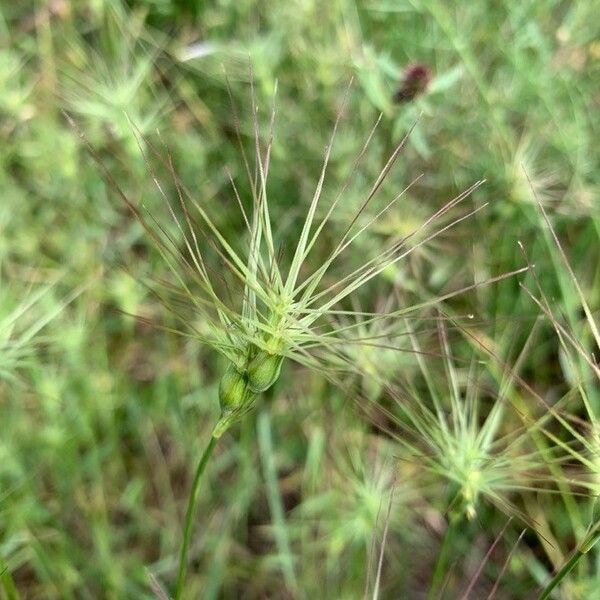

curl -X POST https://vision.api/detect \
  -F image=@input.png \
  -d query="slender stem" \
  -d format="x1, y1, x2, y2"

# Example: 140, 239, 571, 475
372, 485, 395, 600
174, 434, 219, 600
539, 519, 600, 600
0, 558, 20, 600
257, 408, 298, 593
538, 550, 582, 600
428, 515, 461, 600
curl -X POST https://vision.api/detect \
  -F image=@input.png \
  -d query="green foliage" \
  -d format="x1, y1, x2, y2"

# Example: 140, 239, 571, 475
0, 0, 599, 598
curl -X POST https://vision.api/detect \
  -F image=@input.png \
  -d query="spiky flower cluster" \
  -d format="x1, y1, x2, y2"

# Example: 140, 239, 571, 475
86, 82, 511, 439
0, 272, 71, 383
386, 326, 580, 524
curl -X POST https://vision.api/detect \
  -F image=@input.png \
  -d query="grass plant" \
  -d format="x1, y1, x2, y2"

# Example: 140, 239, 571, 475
89, 77, 520, 595
1, 1, 599, 597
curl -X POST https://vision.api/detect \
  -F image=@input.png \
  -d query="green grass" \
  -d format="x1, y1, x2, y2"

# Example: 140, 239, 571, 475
0, 0, 599, 598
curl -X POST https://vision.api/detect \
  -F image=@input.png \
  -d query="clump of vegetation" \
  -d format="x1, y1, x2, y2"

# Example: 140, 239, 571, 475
1, 1, 599, 598
98, 79, 508, 596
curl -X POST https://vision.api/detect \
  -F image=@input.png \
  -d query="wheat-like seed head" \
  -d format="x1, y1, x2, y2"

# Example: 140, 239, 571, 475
381, 322, 594, 526
0, 267, 79, 383
68, 78, 527, 437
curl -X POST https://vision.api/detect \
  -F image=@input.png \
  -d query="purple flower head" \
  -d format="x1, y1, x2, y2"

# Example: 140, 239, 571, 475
393, 63, 432, 104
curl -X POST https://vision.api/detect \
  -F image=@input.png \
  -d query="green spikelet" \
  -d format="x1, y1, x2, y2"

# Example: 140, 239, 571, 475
214, 364, 257, 438
247, 351, 284, 393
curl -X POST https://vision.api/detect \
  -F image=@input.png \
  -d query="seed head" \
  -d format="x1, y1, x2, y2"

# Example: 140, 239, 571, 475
247, 350, 284, 393
386, 325, 587, 525
215, 364, 257, 438
95, 80, 509, 437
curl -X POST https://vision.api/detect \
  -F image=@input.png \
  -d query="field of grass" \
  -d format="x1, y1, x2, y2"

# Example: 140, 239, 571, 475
1, 1, 599, 598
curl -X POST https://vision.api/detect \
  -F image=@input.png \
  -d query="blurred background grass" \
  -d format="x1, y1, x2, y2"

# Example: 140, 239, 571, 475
0, 1, 599, 598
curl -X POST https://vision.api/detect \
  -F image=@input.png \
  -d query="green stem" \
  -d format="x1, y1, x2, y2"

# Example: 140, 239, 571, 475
428, 515, 461, 600
174, 434, 219, 600
0, 558, 20, 600
539, 520, 600, 600
538, 550, 582, 600
257, 408, 298, 593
